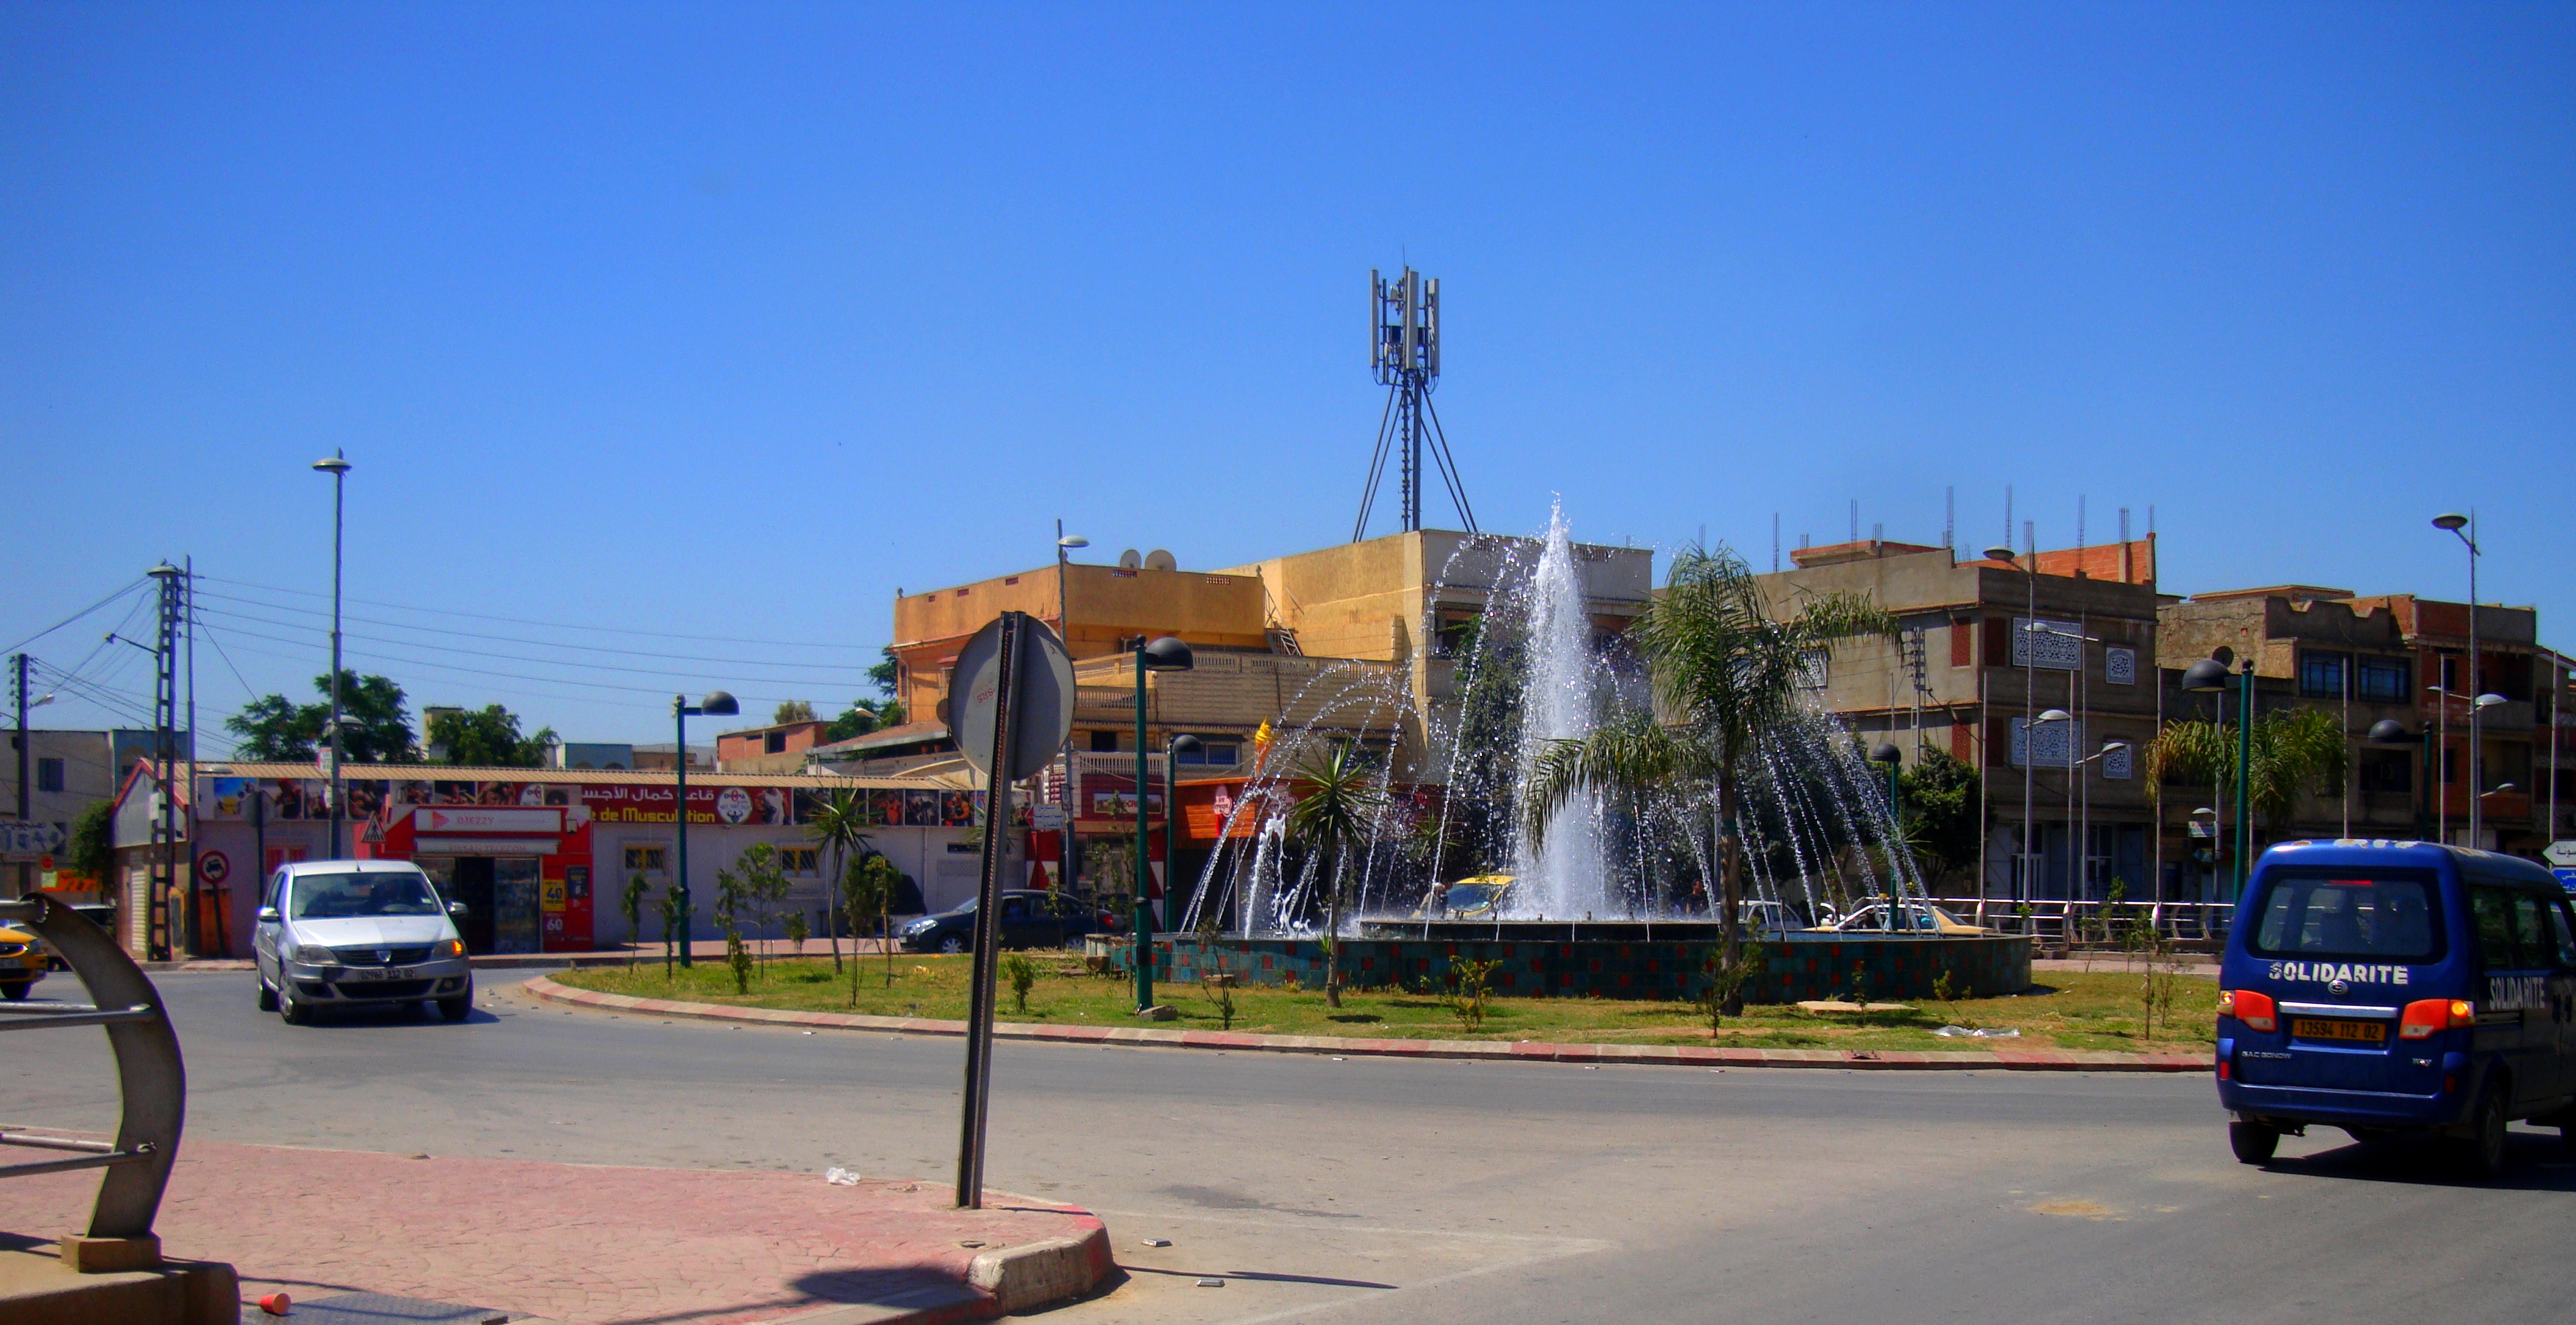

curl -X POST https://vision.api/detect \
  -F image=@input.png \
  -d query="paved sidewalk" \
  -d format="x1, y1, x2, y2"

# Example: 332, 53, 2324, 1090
526, 975, 2213, 1073
153, 938, 911, 975
9, 1138, 1106, 1324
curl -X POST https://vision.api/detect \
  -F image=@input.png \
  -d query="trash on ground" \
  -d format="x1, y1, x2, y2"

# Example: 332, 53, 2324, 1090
1197, 1278, 1225, 1287
1141, 1237, 1172, 1248
825, 1167, 862, 1185
1931, 1025, 2022, 1038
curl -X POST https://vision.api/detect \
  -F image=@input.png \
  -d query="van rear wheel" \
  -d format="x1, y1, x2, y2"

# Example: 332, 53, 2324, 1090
2460, 1088, 2511, 1180
2228, 1119, 2279, 1165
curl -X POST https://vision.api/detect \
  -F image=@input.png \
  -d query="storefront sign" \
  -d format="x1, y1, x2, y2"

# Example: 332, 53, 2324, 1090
414, 807, 563, 835
579, 784, 794, 825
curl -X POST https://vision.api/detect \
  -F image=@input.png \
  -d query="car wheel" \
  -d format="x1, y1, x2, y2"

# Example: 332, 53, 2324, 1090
256, 978, 279, 1012
2228, 1119, 2278, 1165
2461, 1085, 2511, 1180
937, 935, 966, 955
279, 993, 310, 1026
0, 982, 27, 1002
438, 992, 472, 1022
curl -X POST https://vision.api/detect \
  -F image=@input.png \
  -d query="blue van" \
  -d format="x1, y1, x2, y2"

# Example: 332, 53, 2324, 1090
2216, 840, 2576, 1177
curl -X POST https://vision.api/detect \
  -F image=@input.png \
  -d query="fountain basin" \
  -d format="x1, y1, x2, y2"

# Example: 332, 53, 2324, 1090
1123, 931, 2032, 1004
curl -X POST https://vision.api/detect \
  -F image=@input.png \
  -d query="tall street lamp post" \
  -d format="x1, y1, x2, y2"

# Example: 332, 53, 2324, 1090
2431, 514, 2484, 846
1056, 529, 1087, 899
1165, 733, 1201, 932
2181, 656, 2256, 902
1868, 743, 1902, 929
1983, 544, 2039, 900
672, 690, 739, 968
312, 451, 351, 857
1131, 636, 1193, 1013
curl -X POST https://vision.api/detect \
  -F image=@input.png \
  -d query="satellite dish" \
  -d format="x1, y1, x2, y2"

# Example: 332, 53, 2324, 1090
1143, 549, 1176, 572
1118, 549, 1142, 570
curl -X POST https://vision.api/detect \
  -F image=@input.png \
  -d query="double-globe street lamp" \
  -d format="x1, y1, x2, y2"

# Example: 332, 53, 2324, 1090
1165, 733, 1201, 935
2180, 656, 2256, 903
2430, 513, 2492, 847
1130, 636, 1193, 1013
671, 689, 739, 968
2368, 697, 2507, 844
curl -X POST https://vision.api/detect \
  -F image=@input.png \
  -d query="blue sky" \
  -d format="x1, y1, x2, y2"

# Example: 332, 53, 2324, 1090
5, 3, 2570, 749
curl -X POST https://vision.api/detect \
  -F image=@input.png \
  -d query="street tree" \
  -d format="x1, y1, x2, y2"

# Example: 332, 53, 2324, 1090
2145, 707, 2349, 850
620, 871, 649, 968
226, 671, 415, 763
806, 790, 871, 972
773, 699, 817, 724
1896, 748, 1982, 885
427, 705, 556, 767
1525, 543, 1894, 1014
840, 851, 903, 1002
1286, 741, 1386, 1008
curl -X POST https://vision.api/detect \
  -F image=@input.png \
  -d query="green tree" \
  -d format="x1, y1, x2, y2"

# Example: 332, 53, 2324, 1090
823, 699, 904, 743
68, 800, 115, 880
427, 705, 556, 767
711, 848, 762, 994
806, 791, 871, 972
1285, 741, 1386, 1009
1896, 747, 1981, 883
655, 880, 684, 978
2145, 707, 2349, 845
1525, 543, 1895, 1014
840, 852, 903, 1002
620, 871, 650, 968
226, 671, 415, 763
868, 645, 899, 697
773, 699, 817, 724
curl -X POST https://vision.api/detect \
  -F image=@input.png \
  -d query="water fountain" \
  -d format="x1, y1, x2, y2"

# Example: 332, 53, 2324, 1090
1154, 503, 2031, 1003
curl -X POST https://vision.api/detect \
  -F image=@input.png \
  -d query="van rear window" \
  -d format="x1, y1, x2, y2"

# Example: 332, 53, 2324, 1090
2250, 871, 2441, 962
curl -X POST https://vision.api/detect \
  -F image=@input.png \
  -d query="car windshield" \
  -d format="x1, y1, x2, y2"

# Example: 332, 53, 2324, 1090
1445, 885, 1498, 910
2250, 870, 2441, 961
290, 871, 444, 920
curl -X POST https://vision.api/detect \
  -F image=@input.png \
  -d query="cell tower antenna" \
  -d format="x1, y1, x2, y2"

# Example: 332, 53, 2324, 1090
1354, 267, 1475, 540
1944, 486, 1956, 559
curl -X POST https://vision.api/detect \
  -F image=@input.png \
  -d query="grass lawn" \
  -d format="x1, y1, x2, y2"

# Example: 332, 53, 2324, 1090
557, 950, 2219, 1055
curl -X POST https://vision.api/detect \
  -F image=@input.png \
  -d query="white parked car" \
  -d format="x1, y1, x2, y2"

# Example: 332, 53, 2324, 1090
254, 860, 474, 1024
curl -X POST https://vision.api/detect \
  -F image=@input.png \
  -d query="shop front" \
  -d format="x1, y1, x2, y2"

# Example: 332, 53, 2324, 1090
373, 804, 589, 954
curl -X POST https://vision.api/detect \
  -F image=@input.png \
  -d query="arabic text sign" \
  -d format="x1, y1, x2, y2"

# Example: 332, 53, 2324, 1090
0, 820, 65, 856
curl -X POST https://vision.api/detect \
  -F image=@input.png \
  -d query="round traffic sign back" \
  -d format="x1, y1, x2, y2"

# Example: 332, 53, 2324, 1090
948, 615, 1075, 782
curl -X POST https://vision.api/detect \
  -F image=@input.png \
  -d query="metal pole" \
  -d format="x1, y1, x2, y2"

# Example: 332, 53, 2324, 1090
957, 613, 1023, 1209
327, 463, 345, 859
1132, 642, 1153, 1012
2021, 528, 2035, 900
1057, 523, 1076, 904
2466, 513, 2481, 847
2234, 660, 2254, 902
674, 697, 692, 968
14, 654, 27, 901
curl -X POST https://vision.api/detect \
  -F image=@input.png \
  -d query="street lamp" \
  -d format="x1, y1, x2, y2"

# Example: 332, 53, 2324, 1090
2431, 512, 2488, 846
1984, 545, 2042, 900
1055, 528, 1087, 906
1131, 636, 1192, 1013
2181, 655, 2256, 901
1868, 743, 1902, 928
1165, 734, 1201, 935
2427, 688, 2508, 844
2367, 719, 2431, 841
312, 451, 351, 857
672, 689, 739, 968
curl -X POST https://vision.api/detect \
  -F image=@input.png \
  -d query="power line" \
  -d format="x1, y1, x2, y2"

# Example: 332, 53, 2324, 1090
0, 579, 149, 656
195, 627, 820, 714
193, 594, 874, 673
203, 575, 879, 651
193, 605, 868, 691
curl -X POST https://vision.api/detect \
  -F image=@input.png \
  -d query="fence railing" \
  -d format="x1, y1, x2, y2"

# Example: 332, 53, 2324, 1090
1927, 896, 2234, 948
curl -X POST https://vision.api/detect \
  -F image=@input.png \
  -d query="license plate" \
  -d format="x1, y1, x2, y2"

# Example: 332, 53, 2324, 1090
350, 968, 383, 981
2294, 1018, 2386, 1044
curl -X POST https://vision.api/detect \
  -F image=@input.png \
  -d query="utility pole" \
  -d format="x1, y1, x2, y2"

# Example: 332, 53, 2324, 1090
148, 562, 184, 960
13, 653, 27, 900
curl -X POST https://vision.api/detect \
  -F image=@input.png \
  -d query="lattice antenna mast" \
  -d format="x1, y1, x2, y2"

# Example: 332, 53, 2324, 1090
1354, 267, 1475, 540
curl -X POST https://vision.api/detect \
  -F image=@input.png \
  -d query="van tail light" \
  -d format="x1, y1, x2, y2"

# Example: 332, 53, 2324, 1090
2218, 989, 2277, 1033
2399, 999, 2474, 1039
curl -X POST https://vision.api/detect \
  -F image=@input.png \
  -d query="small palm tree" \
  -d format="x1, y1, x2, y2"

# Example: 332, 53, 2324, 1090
1286, 741, 1387, 1008
2145, 706, 2348, 848
1526, 544, 1894, 1014
808, 791, 870, 973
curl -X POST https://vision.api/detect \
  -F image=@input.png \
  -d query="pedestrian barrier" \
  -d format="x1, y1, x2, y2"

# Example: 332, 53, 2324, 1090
0, 892, 185, 1241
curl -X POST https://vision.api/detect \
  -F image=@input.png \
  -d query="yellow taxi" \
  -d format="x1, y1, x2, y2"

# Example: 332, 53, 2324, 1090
0, 924, 49, 1000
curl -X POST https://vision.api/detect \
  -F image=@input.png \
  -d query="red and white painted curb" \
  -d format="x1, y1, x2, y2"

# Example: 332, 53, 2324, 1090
521, 975, 2210, 1074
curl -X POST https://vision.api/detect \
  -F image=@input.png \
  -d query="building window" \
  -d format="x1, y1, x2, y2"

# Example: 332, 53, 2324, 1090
2358, 750, 2412, 793
624, 846, 669, 874
2441, 747, 2459, 786
2299, 651, 2349, 700
765, 730, 787, 754
2356, 656, 2410, 703
1797, 649, 1829, 691
2104, 647, 2137, 687
778, 847, 819, 878
1089, 730, 1119, 753
2012, 619, 2082, 670
2102, 744, 2133, 779
35, 758, 63, 793
1176, 739, 1240, 766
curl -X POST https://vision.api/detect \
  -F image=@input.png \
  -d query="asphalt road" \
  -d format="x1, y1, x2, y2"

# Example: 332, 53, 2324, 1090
14, 969, 2576, 1324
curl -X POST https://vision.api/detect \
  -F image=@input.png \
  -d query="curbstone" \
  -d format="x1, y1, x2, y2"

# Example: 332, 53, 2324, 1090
521, 975, 2211, 1074
967, 1224, 1114, 1315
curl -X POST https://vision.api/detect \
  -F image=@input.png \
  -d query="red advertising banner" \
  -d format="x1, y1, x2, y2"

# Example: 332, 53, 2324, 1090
580, 784, 796, 826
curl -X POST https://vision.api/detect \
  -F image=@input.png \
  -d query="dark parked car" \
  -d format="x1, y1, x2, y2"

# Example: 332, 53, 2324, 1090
897, 889, 1106, 954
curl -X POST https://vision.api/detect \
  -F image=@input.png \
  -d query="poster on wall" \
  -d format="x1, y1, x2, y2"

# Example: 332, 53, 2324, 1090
903, 790, 939, 826
940, 791, 974, 827
870, 790, 903, 826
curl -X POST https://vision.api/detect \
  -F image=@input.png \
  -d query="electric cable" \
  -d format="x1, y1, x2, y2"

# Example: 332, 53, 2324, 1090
202, 575, 879, 651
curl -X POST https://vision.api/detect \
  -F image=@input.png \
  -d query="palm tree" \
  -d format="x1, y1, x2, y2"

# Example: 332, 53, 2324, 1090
807, 790, 871, 973
1286, 741, 1387, 1008
1525, 544, 1895, 1014
2145, 706, 2347, 849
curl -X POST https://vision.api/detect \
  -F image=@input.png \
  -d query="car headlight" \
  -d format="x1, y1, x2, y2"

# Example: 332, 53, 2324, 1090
435, 938, 465, 959
903, 919, 936, 935
285, 939, 336, 966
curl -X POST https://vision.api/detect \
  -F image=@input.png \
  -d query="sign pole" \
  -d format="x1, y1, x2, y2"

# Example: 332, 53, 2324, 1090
956, 612, 1024, 1209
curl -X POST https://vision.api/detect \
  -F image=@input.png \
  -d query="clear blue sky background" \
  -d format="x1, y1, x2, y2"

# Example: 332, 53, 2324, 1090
6, 3, 2570, 750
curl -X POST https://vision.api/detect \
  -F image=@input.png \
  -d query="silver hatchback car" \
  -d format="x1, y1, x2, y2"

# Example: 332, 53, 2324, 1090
254, 860, 475, 1024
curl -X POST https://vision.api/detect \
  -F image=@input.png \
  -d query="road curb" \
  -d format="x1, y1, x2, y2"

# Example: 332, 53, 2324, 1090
520, 975, 2211, 1074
